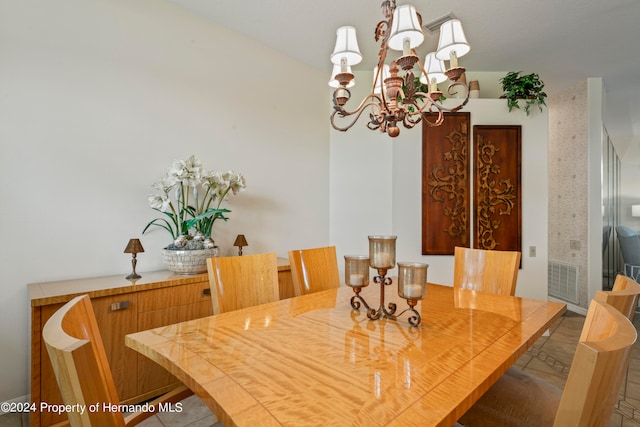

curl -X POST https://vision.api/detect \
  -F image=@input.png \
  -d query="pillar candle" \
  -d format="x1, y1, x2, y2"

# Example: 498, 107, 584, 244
373, 252, 391, 267
349, 273, 365, 286
403, 284, 422, 299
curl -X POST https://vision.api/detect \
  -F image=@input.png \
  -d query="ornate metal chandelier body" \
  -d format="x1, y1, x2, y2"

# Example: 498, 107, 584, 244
329, 0, 471, 137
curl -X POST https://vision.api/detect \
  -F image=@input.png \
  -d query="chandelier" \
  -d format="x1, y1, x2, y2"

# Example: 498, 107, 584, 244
329, 0, 471, 137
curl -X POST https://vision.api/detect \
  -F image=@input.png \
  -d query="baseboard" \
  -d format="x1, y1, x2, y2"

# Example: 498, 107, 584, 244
548, 296, 588, 316
0, 394, 30, 416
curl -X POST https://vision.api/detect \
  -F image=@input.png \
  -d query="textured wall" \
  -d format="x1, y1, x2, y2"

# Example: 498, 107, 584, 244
548, 80, 589, 308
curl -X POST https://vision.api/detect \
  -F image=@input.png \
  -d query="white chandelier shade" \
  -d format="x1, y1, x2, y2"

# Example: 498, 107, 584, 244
420, 52, 447, 85
330, 26, 363, 66
388, 5, 424, 53
435, 19, 470, 62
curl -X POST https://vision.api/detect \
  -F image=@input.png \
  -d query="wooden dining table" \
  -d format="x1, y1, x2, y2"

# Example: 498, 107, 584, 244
126, 281, 566, 426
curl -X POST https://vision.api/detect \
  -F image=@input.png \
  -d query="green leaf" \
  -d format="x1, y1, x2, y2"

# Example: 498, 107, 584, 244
500, 71, 547, 116
142, 218, 177, 239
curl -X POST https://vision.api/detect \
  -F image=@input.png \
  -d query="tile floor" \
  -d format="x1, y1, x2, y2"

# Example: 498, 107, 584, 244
2, 311, 639, 427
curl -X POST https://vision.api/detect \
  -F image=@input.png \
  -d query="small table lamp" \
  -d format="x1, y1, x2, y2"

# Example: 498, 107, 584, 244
124, 238, 144, 279
233, 234, 248, 256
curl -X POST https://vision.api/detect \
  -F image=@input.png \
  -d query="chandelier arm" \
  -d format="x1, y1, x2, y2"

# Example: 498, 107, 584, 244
371, 62, 389, 118
372, 64, 382, 95
443, 81, 469, 101
421, 109, 445, 127
411, 90, 470, 114
408, 93, 441, 117
331, 94, 386, 132
373, 2, 394, 107
335, 92, 385, 117
366, 121, 383, 131
414, 49, 431, 90
401, 116, 418, 129
374, 44, 390, 108
400, 102, 422, 127
403, 96, 445, 127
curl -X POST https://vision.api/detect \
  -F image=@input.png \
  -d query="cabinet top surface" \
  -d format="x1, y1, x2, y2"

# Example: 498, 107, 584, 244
29, 258, 290, 306
28, 270, 207, 305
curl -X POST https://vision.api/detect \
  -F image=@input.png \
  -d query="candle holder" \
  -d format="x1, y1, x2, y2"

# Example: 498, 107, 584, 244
346, 236, 426, 326
345, 255, 370, 310
396, 262, 429, 326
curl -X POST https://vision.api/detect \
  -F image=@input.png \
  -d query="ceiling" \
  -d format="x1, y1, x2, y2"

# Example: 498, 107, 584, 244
168, 0, 640, 163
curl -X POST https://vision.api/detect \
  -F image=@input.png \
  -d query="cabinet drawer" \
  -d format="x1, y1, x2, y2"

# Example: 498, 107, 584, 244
137, 281, 211, 312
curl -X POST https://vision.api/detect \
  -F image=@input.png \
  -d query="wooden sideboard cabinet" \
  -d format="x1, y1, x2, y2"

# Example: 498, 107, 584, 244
29, 259, 292, 427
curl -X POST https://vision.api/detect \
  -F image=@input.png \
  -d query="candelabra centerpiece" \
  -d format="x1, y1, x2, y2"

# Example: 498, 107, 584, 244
345, 235, 428, 326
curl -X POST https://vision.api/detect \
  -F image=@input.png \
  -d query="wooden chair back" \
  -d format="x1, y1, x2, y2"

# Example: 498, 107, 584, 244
207, 252, 280, 313
554, 300, 637, 426
42, 295, 125, 427
453, 246, 521, 296
594, 274, 640, 320
288, 246, 340, 296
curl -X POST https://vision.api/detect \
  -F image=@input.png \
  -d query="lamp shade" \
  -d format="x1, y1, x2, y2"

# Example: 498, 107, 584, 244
124, 238, 144, 254
373, 64, 391, 94
420, 52, 447, 84
233, 234, 248, 247
388, 5, 424, 52
632, 205, 640, 217
435, 19, 470, 61
331, 26, 362, 66
329, 64, 355, 88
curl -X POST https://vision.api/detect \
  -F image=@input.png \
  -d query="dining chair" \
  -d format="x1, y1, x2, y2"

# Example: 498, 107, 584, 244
594, 273, 640, 320
42, 294, 192, 427
288, 245, 340, 296
453, 246, 521, 296
458, 299, 637, 427
206, 252, 279, 313
594, 273, 640, 402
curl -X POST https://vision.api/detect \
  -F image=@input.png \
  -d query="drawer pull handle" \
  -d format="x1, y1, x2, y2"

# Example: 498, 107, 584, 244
202, 288, 211, 296
109, 301, 131, 312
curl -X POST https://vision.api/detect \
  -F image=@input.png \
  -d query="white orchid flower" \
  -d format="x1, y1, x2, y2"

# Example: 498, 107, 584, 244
143, 156, 246, 241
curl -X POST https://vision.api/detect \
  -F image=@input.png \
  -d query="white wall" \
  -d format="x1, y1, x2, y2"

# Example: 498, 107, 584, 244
330, 76, 549, 300
0, 0, 329, 402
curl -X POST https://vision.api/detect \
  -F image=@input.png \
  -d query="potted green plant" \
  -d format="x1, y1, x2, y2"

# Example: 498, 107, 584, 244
143, 155, 246, 274
499, 71, 547, 115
